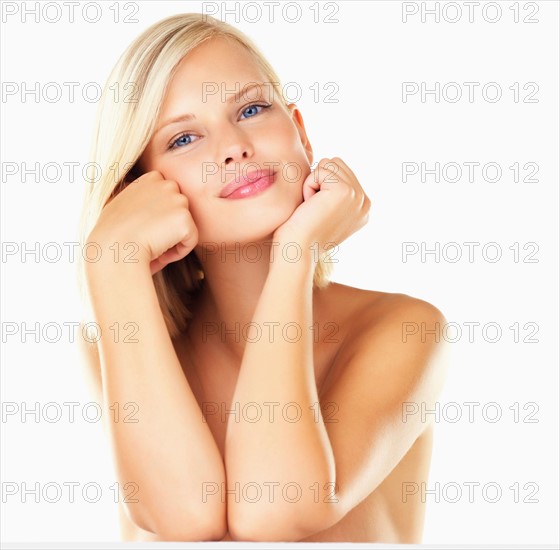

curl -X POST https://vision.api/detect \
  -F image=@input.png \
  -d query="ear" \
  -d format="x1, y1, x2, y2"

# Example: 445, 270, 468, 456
287, 103, 313, 165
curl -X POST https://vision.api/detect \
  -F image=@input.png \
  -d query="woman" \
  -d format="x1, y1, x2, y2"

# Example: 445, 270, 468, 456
76, 13, 448, 542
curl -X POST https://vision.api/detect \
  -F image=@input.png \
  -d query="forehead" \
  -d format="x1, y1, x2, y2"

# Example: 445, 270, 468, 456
165, 36, 267, 102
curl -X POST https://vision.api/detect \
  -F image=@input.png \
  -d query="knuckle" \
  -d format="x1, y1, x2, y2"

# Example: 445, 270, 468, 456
176, 193, 189, 207
163, 179, 179, 192
177, 220, 191, 237
146, 169, 164, 180
180, 213, 193, 231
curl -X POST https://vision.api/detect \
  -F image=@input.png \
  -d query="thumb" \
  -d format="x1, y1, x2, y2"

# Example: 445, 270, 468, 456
302, 168, 320, 201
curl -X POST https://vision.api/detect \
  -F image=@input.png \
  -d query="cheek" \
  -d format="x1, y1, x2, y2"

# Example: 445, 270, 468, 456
279, 123, 308, 160
174, 177, 210, 221
158, 161, 201, 196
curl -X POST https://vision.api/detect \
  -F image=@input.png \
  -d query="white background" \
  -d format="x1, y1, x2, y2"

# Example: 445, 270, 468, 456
1, 0, 559, 545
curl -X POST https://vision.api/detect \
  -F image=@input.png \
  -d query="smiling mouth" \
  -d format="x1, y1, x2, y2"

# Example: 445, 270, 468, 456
220, 170, 277, 199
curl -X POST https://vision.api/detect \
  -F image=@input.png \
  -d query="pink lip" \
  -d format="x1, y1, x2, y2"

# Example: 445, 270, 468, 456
220, 170, 277, 199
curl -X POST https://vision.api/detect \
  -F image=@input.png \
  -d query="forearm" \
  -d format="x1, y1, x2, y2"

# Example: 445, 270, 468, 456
225, 249, 336, 540
84, 250, 226, 540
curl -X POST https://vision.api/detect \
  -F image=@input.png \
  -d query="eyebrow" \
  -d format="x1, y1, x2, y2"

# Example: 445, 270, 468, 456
153, 83, 269, 137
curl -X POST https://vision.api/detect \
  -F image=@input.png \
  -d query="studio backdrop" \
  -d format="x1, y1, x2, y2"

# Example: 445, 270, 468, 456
1, 0, 558, 545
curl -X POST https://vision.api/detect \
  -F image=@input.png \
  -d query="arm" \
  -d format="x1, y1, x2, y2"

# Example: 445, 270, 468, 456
225, 247, 337, 541
81, 246, 226, 541
225, 157, 447, 541
225, 266, 448, 541
224, 157, 367, 541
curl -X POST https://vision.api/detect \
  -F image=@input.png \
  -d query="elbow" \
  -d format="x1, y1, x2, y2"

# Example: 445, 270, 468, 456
228, 502, 341, 542
156, 513, 227, 542
126, 501, 227, 542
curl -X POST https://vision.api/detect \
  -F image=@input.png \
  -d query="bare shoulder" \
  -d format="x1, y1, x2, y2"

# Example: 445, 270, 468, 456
321, 282, 446, 334
319, 283, 448, 387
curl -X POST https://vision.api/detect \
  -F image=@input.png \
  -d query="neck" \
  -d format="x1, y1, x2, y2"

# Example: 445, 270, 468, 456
185, 238, 318, 362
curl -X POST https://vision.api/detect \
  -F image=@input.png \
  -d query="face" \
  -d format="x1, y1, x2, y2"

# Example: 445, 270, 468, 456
138, 36, 313, 248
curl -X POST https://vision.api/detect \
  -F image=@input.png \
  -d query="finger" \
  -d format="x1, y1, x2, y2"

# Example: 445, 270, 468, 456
314, 165, 343, 189
302, 175, 317, 201
329, 157, 364, 195
149, 256, 167, 276
149, 247, 182, 274
149, 244, 190, 275
303, 164, 342, 199
319, 159, 346, 187
327, 157, 351, 179
327, 158, 370, 210
173, 237, 196, 262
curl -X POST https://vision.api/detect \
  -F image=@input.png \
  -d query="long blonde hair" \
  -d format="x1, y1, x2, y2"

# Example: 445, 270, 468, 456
76, 13, 333, 339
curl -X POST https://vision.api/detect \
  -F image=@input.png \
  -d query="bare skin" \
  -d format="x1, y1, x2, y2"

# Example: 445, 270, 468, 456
78, 34, 448, 542
81, 282, 446, 543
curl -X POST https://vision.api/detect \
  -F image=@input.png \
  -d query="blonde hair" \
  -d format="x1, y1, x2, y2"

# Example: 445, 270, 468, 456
76, 13, 333, 339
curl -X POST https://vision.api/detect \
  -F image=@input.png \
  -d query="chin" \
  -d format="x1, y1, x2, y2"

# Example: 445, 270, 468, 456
205, 195, 300, 244
215, 222, 284, 246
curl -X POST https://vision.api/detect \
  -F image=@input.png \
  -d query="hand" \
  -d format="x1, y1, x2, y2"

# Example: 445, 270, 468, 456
88, 170, 199, 276
273, 157, 371, 255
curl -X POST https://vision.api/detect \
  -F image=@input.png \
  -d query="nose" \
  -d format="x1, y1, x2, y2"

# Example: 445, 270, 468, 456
219, 123, 254, 167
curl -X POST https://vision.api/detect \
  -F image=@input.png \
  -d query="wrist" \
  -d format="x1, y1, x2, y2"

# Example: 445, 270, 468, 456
84, 258, 155, 316
273, 230, 332, 261
83, 242, 153, 294
268, 244, 315, 282
84, 233, 151, 273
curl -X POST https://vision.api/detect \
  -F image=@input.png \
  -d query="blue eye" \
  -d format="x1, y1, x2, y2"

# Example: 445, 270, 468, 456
241, 103, 270, 119
238, 104, 272, 118
168, 133, 198, 151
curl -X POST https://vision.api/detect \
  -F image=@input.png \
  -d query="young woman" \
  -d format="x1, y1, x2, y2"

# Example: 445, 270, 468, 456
77, 13, 448, 543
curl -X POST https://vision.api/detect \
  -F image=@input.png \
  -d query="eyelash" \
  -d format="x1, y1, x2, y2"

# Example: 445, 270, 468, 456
166, 103, 272, 151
